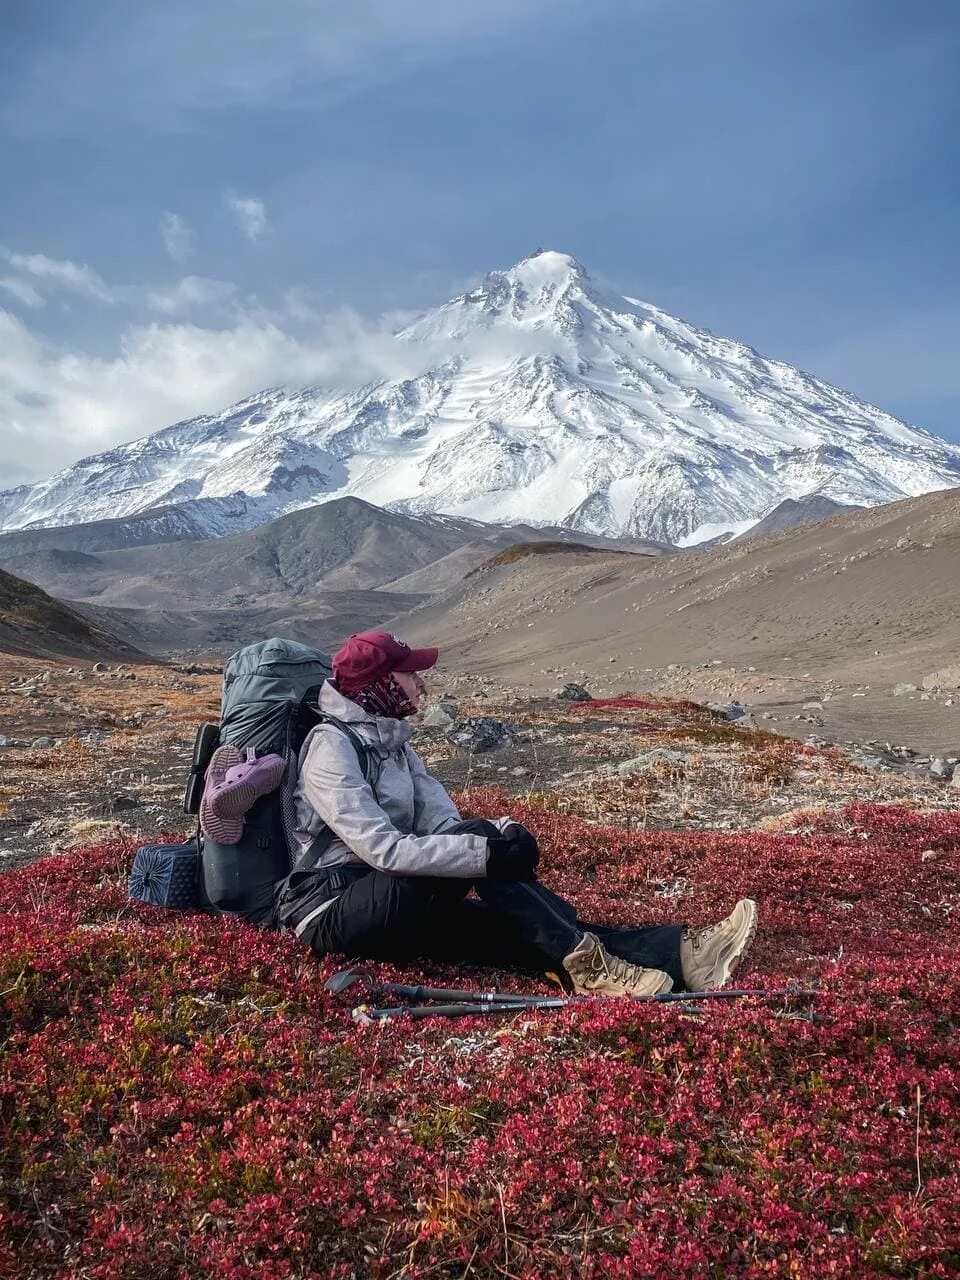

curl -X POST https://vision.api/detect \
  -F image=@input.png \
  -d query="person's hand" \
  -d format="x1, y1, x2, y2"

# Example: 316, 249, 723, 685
486, 823, 540, 880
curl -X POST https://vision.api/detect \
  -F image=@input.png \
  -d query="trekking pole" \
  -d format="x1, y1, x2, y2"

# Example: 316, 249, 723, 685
327, 969, 817, 1010
350, 987, 819, 1023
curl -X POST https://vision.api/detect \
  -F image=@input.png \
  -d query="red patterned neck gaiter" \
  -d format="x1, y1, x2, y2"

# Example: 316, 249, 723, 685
346, 674, 417, 720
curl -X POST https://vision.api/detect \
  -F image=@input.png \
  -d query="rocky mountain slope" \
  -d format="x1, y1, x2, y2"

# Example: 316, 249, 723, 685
4, 252, 959, 546
735, 494, 858, 542
0, 569, 145, 661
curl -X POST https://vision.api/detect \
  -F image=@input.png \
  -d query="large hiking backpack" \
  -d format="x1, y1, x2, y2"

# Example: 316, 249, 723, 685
184, 638, 338, 927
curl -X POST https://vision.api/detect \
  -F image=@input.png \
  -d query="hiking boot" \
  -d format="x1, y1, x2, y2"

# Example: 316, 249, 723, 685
562, 932, 673, 998
680, 899, 758, 991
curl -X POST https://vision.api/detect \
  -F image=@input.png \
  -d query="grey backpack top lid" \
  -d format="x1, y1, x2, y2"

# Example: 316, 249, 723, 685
219, 638, 332, 751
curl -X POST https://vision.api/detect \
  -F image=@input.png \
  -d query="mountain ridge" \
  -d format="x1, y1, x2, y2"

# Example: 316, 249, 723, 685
3, 250, 959, 543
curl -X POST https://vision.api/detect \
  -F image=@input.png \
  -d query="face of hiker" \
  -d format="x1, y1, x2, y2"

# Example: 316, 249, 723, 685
392, 669, 426, 710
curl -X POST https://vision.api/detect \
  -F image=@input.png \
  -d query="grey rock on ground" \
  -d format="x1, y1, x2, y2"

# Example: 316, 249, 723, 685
618, 748, 689, 776
706, 700, 747, 722
419, 702, 458, 729
922, 665, 960, 691
448, 717, 515, 754
556, 683, 592, 702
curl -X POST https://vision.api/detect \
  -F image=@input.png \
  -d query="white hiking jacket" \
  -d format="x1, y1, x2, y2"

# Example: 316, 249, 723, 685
292, 682, 490, 878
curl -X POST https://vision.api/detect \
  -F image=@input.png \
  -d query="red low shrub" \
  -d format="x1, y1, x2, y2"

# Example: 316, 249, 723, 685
1, 798, 959, 1277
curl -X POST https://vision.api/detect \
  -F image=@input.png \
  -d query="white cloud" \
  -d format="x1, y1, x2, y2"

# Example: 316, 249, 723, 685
0, 300, 443, 486
160, 212, 196, 263
0, 277, 45, 309
225, 192, 269, 242
146, 275, 237, 315
3, 251, 116, 302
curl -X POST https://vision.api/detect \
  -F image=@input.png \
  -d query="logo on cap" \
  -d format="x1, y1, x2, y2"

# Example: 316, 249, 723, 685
389, 634, 408, 649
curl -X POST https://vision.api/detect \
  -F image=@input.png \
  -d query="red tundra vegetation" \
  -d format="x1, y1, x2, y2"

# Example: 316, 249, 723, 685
1, 793, 958, 1277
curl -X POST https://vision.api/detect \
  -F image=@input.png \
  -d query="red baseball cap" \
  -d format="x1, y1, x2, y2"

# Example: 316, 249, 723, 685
332, 630, 439, 694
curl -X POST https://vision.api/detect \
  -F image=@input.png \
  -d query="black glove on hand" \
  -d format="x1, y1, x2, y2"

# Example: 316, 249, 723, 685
485, 823, 541, 880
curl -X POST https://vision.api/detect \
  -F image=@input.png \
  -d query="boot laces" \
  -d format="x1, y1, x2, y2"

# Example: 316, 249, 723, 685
587, 942, 639, 986
685, 916, 726, 952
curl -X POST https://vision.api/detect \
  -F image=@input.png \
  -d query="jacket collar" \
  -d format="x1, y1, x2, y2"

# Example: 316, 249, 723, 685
318, 680, 413, 749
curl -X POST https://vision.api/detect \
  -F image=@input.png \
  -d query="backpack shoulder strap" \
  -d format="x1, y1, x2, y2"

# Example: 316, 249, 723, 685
308, 712, 375, 785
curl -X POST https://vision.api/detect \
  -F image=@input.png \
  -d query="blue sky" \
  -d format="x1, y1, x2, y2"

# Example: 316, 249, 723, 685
1, 0, 958, 484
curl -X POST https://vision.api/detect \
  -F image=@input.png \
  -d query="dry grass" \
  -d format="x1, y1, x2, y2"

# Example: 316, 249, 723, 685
424, 691, 960, 834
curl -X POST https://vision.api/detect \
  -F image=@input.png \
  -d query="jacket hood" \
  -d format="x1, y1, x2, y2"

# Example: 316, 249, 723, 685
318, 680, 413, 750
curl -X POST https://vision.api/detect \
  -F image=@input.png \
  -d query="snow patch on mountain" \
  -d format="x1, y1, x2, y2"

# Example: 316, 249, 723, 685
3, 250, 960, 543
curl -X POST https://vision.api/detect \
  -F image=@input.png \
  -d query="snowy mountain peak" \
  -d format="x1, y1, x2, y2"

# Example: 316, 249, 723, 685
3, 251, 960, 545
497, 248, 589, 298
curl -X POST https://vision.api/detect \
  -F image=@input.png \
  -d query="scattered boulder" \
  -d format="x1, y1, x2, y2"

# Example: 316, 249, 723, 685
706, 700, 747, 721
420, 702, 458, 729
929, 757, 951, 780
30, 736, 55, 749
921, 665, 960, 691
951, 765, 960, 789
893, 683, 918, 696
0, 734, 9, 747
617, 748, 688, 776
92, 662, 109, 674
447, 717, 515, 754
556, 683, 592, 702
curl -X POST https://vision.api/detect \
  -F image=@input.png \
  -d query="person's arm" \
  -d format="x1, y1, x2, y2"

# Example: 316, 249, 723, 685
298, 727, 488, 877
407, 745, 464, 835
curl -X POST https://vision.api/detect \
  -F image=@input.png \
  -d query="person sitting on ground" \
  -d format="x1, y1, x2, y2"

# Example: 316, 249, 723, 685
282, 630, 757, 996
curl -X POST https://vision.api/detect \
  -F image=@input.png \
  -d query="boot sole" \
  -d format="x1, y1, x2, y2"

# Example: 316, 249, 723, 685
713, 898, 758, 988
199, 796, 243, 845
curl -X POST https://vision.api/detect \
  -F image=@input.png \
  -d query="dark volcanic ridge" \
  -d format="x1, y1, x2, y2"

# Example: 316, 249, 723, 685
0, 568, 146, 662
0, 497, 664, 656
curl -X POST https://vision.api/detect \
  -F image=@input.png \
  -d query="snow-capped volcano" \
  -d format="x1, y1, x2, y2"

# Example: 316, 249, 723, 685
4, 250, 960, 544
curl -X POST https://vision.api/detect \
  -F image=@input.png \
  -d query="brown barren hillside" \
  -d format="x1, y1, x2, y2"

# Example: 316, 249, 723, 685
398, 488, 960, 755
0, 569, 145, 661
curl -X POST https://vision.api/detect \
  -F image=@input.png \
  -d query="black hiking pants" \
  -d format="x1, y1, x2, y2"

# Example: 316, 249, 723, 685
296, 820, 685, 988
